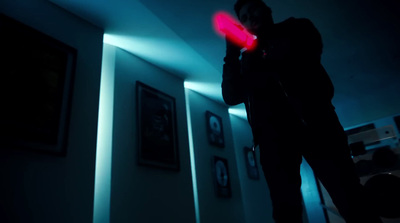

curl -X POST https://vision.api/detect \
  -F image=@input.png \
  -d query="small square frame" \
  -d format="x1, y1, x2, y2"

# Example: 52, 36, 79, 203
244, 147, 260, 180
205, 111, 225, 148
212, 156, 231, 198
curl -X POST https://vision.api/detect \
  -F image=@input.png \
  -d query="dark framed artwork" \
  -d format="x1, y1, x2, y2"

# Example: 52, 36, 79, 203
136, 81, 179, 171
0, 14, 77, 156
244, 147, 259, 180
205, 111, 225, 148
212, 156, 231, 198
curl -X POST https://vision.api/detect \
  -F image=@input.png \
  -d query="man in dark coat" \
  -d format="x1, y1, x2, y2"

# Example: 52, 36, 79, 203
221, 0, 383, 222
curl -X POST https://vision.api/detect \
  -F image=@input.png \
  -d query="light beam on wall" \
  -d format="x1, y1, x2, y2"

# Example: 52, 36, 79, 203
104, 33, 225, 104
103, 33, 221, 79
183, 81, 222, 98
93, 42, 115, 223
184, 87, 201, 223
300, 159, 327, 223
185, 81, 248, 121
104, 34, 191, 73
228, 107, 248, 120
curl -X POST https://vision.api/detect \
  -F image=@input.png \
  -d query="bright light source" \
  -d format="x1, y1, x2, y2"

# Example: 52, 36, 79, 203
93, 42, 115, 223
184, 81, 222, 98
228, 107, 247, 120
184, 89, 201, 223
212, 11, 257, 51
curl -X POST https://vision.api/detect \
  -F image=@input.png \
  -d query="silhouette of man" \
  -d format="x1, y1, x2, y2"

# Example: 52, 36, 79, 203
221, 0, 383, 222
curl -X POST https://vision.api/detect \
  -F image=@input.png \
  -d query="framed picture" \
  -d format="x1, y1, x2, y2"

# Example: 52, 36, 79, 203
0, 14, 77, 156
244, 147, 259, 180
212, 156, 231, 198
205, 111, 225, 148
136, 81, 179, 171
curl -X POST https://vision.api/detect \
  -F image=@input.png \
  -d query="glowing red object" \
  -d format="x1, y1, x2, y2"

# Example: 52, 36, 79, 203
213, 11, 257, 50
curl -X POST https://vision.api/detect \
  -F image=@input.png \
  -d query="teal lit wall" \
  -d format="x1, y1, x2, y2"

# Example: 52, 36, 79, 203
108, 46, 196, 223
229, 115, 274, 223
185, 89, 246, 223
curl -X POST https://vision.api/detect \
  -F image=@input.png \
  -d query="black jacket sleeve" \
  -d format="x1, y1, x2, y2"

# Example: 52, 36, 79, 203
221, 40, 248, 106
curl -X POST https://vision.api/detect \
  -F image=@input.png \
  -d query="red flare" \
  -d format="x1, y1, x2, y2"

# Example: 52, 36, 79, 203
213, 11, 257, 51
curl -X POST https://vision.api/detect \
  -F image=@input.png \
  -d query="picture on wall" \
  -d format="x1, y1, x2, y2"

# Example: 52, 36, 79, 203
0, 14, 77, 156
244, 146, 259, 180
205, 111, 225, 148
136, 81, 179, 171
212, 156, 232, 198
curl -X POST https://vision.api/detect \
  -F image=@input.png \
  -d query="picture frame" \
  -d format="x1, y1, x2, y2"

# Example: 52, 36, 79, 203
0, 14, 77, 156
136, 81, 179, 171
212, 156, 231, 198
205, 111, 225, 148
244, 146, 259, 180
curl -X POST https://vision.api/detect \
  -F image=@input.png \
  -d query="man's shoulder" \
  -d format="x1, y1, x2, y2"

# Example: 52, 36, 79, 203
274, 17, 318, 37
276, 17, 314, 29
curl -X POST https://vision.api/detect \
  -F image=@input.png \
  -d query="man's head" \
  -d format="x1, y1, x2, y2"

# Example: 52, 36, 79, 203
234, 0, 273, 35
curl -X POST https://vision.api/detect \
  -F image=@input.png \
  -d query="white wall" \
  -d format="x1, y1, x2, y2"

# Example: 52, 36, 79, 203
229, 115, 274, 223
105, 43, 281, 223
109, 47, 196, 223
186, 90, 245, 223
0, 0, 103, 222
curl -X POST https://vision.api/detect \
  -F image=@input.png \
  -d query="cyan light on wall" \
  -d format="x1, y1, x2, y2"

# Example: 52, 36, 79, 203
300, 159, 327, 223
93, 42, 116, 223
184, 81, 222, 97
103, 34, 220, 78
184, 88, 201, 223
104, 34, 189, 68
185, 81, 248, 120
228, 107, 248, 120
105, 33, 224, 104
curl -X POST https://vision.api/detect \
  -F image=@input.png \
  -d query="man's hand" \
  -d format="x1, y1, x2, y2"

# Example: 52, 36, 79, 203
225, 36, 241, 61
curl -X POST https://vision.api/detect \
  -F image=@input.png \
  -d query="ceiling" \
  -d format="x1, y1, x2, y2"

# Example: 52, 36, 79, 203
49, 0, 400, 128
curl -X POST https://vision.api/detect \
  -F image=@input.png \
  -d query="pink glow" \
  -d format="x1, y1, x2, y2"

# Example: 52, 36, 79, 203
213, 11, 257, 50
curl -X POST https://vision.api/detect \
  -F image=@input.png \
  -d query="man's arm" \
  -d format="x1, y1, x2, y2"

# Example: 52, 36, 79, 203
221, 39, 248, 105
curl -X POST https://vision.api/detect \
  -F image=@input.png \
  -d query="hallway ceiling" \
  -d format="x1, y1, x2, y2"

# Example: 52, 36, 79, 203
49, 0, 400, 127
